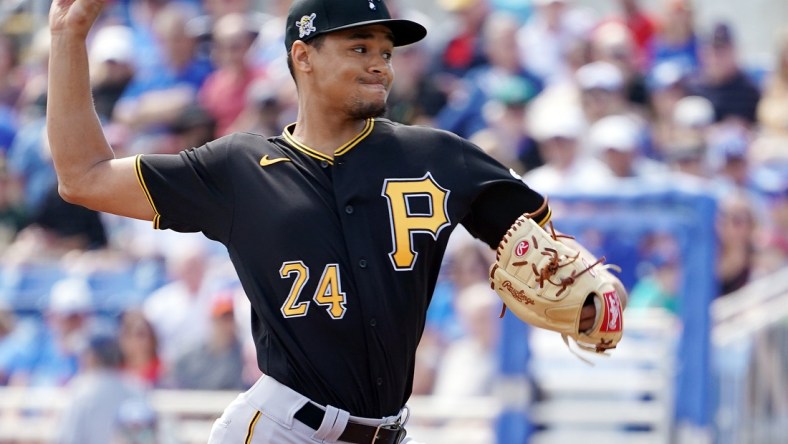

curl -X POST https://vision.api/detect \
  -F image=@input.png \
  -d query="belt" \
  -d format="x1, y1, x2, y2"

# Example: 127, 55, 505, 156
294, 402, 405, 444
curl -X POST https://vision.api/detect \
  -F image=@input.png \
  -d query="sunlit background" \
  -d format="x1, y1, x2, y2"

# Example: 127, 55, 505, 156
0, 0, 786, 443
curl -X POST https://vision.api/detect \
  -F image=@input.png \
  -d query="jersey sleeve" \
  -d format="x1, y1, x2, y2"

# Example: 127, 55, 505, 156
136, 137, 234, 243
457, 138, 550, 249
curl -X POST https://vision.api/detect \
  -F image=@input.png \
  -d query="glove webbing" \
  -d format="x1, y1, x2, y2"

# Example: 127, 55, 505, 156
497, 220, 606, 318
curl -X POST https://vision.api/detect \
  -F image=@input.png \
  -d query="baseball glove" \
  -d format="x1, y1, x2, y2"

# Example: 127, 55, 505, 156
489, 209, 625, 355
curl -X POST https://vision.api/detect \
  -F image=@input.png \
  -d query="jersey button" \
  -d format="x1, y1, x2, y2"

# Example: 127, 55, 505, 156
345, 205, 354, 214
376, 377, 383, 386
358, 259, 367, 269
369, 318, 377, 327
320, 160, 329, 168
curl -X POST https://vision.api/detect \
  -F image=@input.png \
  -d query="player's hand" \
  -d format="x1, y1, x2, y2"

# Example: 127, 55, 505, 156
579, 304, 595, 333
49, 0, 106, 38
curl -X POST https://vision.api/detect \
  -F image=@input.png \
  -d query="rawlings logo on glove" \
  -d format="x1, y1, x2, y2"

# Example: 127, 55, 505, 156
489, 207, 626, 356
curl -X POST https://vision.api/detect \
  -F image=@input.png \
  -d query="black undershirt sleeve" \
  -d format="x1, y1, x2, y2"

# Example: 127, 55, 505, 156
461, 182, 549, 249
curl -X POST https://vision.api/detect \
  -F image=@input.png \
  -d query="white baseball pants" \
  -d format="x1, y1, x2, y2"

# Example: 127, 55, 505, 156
207, 374, 423, 444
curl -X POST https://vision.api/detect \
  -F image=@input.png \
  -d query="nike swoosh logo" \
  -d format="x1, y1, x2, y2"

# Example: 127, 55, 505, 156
259, 155, 291, 167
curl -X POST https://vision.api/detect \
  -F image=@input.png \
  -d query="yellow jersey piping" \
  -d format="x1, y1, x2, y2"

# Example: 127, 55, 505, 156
281, 118, 374, 163
134, 154, 162, 230
536, 206, 552, 228
336, 118, 374, 156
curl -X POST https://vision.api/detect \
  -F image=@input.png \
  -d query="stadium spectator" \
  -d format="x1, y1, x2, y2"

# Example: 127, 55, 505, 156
88, 25, 136, 124
114, 2, 213, 154
672, 94, 715, 139
655, 94, 715, 168
429, 230, 494, 343
690, 22, 761, 127
753, 28, 788, 164
587, 114, 666, 181
523, 101, 611, 193
121, 0, 172, 74
468, 74, 542, 174
646, 0, 699, 74
248, 0, 291, 71
386, 40, 446, 126
756, 29, 788, 138
432, 282, 501, 397
0, 301, 33, 385
662, 132, 708, 179
117, 309, 162, 388
431, 0, 491, 82
516, 0, 597, 85
436, 11, 543, 138
14, 27, 50, 125
198, 13, 266, 137
165, 102, 217, 154
142, 240, 218, 368
111, 396, 163, 444
645, 60, 690, 158
188, 0, 269, 61
5, 277, 95, 388
223, 79, 286, 137
427, 281, 503, 444
715, 190, 759, 296
418, 231, 493, 395
612, 0, 658, 69
55, 333, 149, 444
6, 28, 54, 214
628, 250, 682, 315
0, 34, 23, 109
589, 20, 650, 108
167, 290, 245, 390
5, 103, 53, 213
0, 156, 26, 248
25, 182, 109, 252
706, 124, 755, 193
576, 60, 643, 124
751, 164, 788, 277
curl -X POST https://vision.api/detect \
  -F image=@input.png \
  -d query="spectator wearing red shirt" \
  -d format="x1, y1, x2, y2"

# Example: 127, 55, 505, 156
198, 13, 265, 137
118, 309, 162, 387
616, 0, 657, 68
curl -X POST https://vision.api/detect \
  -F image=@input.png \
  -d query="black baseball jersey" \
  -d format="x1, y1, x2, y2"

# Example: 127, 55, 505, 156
137, 118, 549, 417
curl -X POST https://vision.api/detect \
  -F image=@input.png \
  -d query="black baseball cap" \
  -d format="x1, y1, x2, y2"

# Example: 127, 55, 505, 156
285, 0, 427, 52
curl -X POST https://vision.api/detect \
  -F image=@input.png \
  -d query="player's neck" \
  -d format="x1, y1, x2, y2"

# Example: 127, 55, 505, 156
291, 113, 368, 157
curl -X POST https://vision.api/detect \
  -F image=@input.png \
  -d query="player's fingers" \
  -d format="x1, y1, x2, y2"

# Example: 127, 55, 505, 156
578, 304, 596, 332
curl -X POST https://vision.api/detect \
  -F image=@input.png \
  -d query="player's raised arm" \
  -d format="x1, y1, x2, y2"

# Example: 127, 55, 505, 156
46, 0, 155, 221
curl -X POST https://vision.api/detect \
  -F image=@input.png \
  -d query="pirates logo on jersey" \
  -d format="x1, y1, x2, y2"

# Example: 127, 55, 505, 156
296, 13, 317, 39
382, 172, 451, 271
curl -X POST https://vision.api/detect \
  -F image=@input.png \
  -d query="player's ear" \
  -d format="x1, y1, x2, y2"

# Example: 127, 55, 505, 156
291, 41, 313, 74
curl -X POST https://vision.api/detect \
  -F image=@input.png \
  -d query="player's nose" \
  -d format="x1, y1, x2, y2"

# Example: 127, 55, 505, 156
367, 54, 391, 74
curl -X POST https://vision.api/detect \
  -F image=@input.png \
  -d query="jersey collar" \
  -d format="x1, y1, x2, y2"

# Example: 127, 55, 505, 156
281, 118, 375, 164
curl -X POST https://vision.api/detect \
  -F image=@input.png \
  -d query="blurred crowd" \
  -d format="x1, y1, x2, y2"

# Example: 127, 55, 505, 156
0, 0, 787, 441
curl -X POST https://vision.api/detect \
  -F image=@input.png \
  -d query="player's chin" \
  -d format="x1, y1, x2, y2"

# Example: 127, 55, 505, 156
347, 99, 387, 120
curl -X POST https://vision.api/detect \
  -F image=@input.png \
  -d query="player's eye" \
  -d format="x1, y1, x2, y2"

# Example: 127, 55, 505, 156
382, 52, 392, 61
353, 47, 367, 54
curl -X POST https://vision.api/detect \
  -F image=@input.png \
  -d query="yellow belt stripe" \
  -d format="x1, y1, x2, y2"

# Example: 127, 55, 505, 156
245, 410, 262, 444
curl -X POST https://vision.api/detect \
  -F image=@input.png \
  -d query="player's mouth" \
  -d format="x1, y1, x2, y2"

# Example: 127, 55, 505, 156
359, 77, 389, 91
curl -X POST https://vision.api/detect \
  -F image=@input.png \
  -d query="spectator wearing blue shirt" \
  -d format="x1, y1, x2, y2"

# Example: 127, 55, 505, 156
114, 2, 213, 153
436, 11, 543, 138
646, 0, 699, 76
6, 277, 95, 388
